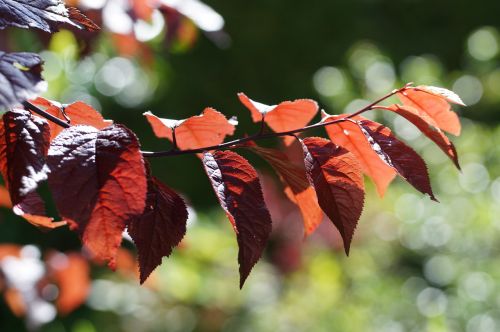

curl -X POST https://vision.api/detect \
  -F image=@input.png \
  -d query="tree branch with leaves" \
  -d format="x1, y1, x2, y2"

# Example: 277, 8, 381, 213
0, 0, 465, 288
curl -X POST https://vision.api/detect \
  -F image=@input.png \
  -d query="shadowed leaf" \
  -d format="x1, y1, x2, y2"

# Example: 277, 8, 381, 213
358, 118, 436, 201
47, 125, 147, 268
128, 175, 188, 284
203, 150, 272, 287
0, 0, 99, 32
301, 137, 365, 254
0, 109, 50, 205
0, 51, 46, 109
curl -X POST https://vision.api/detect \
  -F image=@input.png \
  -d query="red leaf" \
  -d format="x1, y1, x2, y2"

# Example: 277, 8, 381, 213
203, 150, 272, 287
31, 97, 112, 140
322, 114, 396, 196
13, 192, 66, 230
0, 0, 99, 32
301, 137, 365, 254
128, 175, 188, 284
47, 125, 147, 268
0, 110, 50, 205
397, 86, 461, 136
246, 144, 323, 236
238, 93, 318, 145
379, 104, 460, 169
144, 108, 236, 151
47, 252, 90, 315
358, 119, 436, 201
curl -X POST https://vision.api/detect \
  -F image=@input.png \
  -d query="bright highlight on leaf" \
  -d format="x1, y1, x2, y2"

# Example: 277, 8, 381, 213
203, 150, 272, 288
145, 108, 236, 150
301, 137, 365, 254
238, 93, 319, 145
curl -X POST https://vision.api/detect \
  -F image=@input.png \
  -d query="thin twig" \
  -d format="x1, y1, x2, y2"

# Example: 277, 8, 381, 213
23, 86, 404, 159
22, 101, 71, 129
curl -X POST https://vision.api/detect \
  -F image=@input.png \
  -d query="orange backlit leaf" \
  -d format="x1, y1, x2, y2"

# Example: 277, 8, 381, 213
379, 104, 460, 169
397, 86, 462, 136
238, 93, 318, 145
322, 113, 396, 196
31, 97, 112, 140
144, 108, 236, 150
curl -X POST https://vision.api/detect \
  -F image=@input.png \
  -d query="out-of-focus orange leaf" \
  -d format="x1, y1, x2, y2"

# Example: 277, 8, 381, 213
47, 253, 90, 315
111, 33, 154, 64
238, 93, 318, 145
130, 0, 154, 21
0, 244, 21, 260
144, 108, 236, 151
397, 86, 462, 136
3, 288, 25, 316
322, 113, 396, 196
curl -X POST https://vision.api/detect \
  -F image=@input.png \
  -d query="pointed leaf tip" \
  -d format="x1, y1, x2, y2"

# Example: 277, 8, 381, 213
202, 150, 272, 287
128, 175, 188, 284
301, 137, 365, 254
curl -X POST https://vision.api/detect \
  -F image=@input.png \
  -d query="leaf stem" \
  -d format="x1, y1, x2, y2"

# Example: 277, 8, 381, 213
23, 87, 404, 159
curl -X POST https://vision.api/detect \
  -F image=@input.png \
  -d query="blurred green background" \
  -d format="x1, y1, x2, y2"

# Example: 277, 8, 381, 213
1, 0, 500, 331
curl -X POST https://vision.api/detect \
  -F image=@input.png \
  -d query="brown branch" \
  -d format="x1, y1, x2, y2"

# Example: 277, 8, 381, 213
23, 86, 404, 159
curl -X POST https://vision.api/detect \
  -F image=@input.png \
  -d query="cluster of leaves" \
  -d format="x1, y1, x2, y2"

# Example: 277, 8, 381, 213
0, 0, 465, 288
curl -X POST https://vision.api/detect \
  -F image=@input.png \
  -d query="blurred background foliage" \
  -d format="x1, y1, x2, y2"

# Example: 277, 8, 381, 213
1, 0, 500, 331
